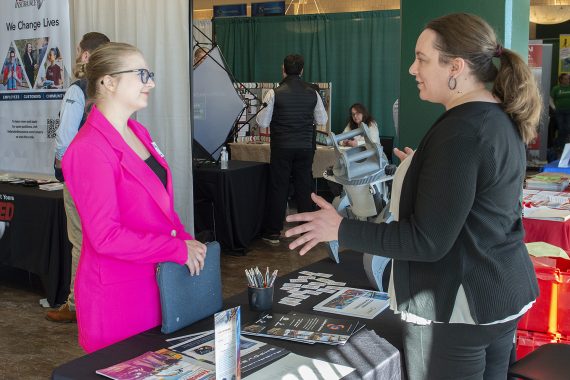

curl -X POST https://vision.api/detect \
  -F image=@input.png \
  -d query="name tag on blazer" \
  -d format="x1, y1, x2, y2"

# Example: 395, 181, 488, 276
151, 142, 165, 158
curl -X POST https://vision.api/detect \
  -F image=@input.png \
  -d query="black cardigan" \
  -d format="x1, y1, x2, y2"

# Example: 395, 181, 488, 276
339, 102, 538, 323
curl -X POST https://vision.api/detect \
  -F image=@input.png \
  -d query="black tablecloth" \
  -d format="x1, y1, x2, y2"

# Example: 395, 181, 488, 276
194, 160, 268, 253
0, 182, 71, 306
52, 251, 404, 379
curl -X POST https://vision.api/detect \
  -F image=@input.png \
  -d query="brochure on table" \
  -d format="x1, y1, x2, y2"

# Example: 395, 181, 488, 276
242, 311, 364, 345
169, 331, 289, 376
214, 306, 241, 380
96, 348, 214, 380
313, 287, 390, 319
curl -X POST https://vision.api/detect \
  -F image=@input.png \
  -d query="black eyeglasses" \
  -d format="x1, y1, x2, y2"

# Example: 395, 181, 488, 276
107, 68, 155, 84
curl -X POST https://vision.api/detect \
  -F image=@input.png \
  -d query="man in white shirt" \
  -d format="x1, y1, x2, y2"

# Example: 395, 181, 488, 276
47, 32, 109, 323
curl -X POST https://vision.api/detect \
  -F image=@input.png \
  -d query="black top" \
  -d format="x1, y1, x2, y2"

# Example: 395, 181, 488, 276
23, 52, 35, 83
144, 155, 167, 189
339, 102, 539, 323
270, 75, 318, 150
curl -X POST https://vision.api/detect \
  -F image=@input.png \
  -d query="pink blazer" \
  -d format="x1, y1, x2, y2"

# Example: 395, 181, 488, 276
63, 105, 192, 352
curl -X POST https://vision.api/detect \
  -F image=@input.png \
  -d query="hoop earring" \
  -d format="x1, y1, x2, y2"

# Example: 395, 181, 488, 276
448, 76, 457, 90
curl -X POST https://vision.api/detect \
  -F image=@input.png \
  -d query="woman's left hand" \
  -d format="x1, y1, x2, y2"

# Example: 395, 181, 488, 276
185, 239, 207, 275
284, 193, 343, 255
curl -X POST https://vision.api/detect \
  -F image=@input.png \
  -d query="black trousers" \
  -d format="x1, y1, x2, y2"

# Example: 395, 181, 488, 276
264, 147, 315, 235
403, 318, 519, 380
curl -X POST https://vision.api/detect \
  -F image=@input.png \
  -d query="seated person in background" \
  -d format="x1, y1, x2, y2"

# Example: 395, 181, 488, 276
341, 103, 380, 147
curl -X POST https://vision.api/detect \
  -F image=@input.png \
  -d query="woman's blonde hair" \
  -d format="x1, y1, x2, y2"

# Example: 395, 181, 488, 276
72, 32, 110, 79
85, 42, 141, 102
426, 13, 541, 144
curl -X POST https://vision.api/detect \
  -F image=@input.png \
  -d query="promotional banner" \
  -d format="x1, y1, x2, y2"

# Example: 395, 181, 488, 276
251, 2, 285, 17
0, 0, 71, 174
561, 34, 570, 75
213, 4, 247, 18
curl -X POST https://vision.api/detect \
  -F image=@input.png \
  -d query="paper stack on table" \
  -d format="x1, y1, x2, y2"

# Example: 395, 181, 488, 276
278, 270, 346, 307
522, 189, 570, 222
523, 207, 570, 222
526, 172, 570, 191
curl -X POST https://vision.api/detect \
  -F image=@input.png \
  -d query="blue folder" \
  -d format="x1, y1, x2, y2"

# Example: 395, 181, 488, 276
156, 241, 223, 334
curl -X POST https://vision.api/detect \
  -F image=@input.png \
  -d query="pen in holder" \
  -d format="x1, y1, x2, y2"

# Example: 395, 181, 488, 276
245, 266, 277, 312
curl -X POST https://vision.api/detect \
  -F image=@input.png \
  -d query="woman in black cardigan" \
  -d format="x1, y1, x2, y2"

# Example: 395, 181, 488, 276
286, 13, 540, 380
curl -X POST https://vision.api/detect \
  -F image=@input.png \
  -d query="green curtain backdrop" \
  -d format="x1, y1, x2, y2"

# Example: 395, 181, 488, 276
213, 10, 401, 136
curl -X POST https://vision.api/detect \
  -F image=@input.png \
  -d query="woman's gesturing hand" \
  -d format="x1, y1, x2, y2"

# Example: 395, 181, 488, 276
284, 193, 343, 256
393, 147, 414, 161
185, 240, 207, 275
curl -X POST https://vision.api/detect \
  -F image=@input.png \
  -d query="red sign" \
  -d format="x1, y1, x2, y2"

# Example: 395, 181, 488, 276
528, 44, 543, 69
0, 202, 14, 221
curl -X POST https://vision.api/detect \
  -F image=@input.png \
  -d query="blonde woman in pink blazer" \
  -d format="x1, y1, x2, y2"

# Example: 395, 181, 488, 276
62, 43, 206, 353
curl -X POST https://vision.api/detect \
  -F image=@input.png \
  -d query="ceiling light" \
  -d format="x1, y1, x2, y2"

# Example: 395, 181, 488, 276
530, 5, 570, 24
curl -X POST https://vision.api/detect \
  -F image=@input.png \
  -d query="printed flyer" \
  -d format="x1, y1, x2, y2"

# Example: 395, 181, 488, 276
214, 306, 240, 380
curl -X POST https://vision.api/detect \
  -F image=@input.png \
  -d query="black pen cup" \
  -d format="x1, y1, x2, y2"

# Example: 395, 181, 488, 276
247, 286, 274, 312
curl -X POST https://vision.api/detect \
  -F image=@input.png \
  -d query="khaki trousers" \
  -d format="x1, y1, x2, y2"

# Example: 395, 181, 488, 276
63, 185, 82, 311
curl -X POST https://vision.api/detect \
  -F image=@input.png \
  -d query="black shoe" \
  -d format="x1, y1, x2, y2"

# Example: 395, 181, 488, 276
262, 233, 280, 244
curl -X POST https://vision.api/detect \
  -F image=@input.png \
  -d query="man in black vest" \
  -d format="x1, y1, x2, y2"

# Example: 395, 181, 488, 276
256, 54, 328, 244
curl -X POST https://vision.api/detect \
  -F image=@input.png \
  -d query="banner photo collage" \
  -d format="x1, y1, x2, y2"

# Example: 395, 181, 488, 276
0, 0, 71, 174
